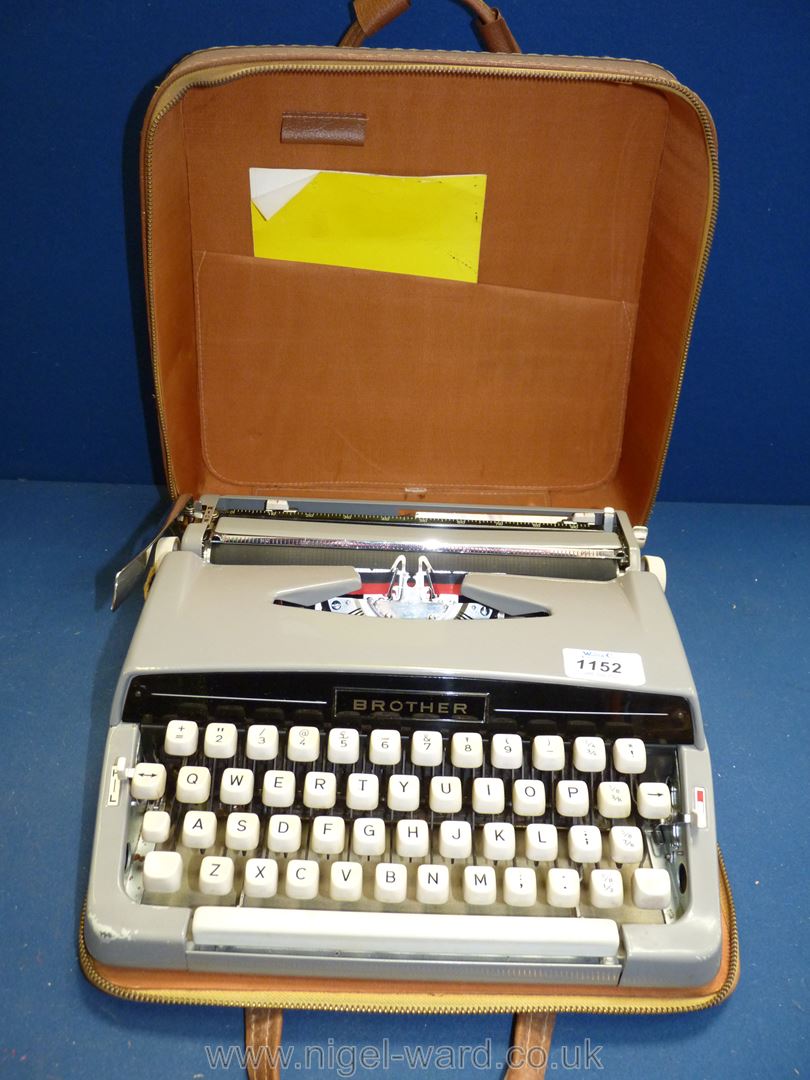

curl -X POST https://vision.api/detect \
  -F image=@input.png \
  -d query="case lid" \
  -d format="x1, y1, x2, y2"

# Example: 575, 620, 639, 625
140, 43, 717, 523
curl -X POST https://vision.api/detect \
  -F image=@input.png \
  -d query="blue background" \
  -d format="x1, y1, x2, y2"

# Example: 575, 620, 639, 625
1, 4, 809, 1079
1, 1, 809, 502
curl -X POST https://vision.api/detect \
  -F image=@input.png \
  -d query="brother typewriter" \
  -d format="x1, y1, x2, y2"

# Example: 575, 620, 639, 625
85, 496, 722, 988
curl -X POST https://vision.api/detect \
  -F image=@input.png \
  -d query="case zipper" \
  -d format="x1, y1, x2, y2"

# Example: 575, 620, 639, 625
142, 54, 719, 516
78, 848, 738, 1013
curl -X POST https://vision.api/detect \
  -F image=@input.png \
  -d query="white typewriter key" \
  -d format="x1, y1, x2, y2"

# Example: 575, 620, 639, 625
512, 780, 546, 817
131, 762, 167, 801
267, 814, 302, 853
589, 869, 624, 909
330, 861, 364, 902
244, 858, 278, 899
482, 822, 516, 861
310, 816, 346, 855
525, 823, 558, 862
286, 725, 320, 763
417, 864, 450, 905
612, 737, 646, 774
429, 776, 463, 814
345, 773, 379, 811
450, 732, 483, 769
286, 859, 320, 900
573, 736, 606, 772
504, 866, 537, 907
632, 868, 672, 909
556, 780, 589, 817
220, 767, 254, 806
369, 729, 401, 766
546, 867, 580, 908
490, 733, 523, 770
141, 809, 171, 844
597, 781, 632, 819
637, 782, 672, 819
609, 825, 644, 864
164, 719, 198, 757
375, 863, 408, 903
143, 851, 183, 894
464, 865, 497, 905
261, 770, 296, 808
303, 771, 337, 809
182, 810, 218, 849
176, 765, 211, 804
245, 724, 279, 761
472, 777, 505, 815
439, 820, 472, 859
352, 817, 387, 857
396, 818, 429, 858
199, 855, 234, 896
204, 723, 238, 759
567, 824, 603, 863
327, 727, 360, 765
532, 734, 565, 771
387, 774, 421, 812
410, 729, 443, 767
225, 812, 260, 851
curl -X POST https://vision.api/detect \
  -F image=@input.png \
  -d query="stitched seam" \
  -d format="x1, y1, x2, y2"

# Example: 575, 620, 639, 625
247, 1007, 256, 1080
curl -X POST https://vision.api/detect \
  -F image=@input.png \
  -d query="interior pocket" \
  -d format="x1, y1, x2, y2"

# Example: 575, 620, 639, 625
194, 252, 636, 499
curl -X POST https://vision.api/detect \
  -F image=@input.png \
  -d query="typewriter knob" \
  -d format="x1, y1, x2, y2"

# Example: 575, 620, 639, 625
643, 555, 667, 593
153, 535, 179, 571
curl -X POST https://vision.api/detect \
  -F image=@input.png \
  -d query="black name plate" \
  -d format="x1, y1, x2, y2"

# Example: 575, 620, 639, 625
334, 688, 489, 723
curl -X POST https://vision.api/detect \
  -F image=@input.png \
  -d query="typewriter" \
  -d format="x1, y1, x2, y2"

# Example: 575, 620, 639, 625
85, 496, 722, 988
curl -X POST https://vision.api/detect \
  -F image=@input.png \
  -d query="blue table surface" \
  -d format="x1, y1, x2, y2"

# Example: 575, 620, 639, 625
1, 480, 807, 1079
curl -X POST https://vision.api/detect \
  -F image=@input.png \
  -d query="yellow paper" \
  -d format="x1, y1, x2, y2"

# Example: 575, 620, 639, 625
249, 169, 487, 283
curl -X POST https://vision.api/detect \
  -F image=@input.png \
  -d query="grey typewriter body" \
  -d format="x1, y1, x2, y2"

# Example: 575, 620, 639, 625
85, 498, 722, 988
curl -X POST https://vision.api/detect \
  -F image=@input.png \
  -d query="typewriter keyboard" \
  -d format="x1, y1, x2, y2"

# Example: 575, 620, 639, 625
121, 707, 685, 941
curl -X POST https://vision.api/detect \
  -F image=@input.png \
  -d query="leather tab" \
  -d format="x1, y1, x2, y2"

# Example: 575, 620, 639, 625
505, 1013, 556, 1080
354, 0, 411, 36
244, 1007, 284, 1080
281, 112, 367, 146
477, 8, 521, 53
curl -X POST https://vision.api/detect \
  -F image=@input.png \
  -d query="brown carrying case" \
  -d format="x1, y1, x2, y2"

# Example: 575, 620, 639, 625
81, 1, 737, 1075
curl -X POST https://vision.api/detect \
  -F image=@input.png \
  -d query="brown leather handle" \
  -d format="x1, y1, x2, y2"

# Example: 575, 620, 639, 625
241, 1007, 552, 1080
339, 0, 521, 53
244, 1008, 284, 1080
504, 1013, 557, 1080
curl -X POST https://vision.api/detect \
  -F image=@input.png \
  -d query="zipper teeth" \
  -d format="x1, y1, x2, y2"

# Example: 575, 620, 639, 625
78, 847, 738, 1013
143, 58, 719, 508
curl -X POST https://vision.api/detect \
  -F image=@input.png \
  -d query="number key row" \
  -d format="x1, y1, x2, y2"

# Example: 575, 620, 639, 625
163, 722, 648, 775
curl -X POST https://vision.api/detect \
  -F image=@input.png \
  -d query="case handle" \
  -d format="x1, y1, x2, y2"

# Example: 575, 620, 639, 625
339, 0, 521, 53
505, 1012, 557, 1079
242, 1008, 554, 1080
244, 1008, 284, 1080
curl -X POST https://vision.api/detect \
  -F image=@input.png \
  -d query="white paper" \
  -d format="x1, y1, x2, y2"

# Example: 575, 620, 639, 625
249, 168, 318, 221
562, 648, 646, 686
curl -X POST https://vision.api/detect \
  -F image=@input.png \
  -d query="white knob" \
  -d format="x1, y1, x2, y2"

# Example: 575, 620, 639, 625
632, 525, 649, 548
644, 555, 667, 592
153, 535, 179, 571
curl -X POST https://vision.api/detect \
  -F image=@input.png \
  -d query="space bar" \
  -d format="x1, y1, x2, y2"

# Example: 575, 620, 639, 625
191, 908, 620, 959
